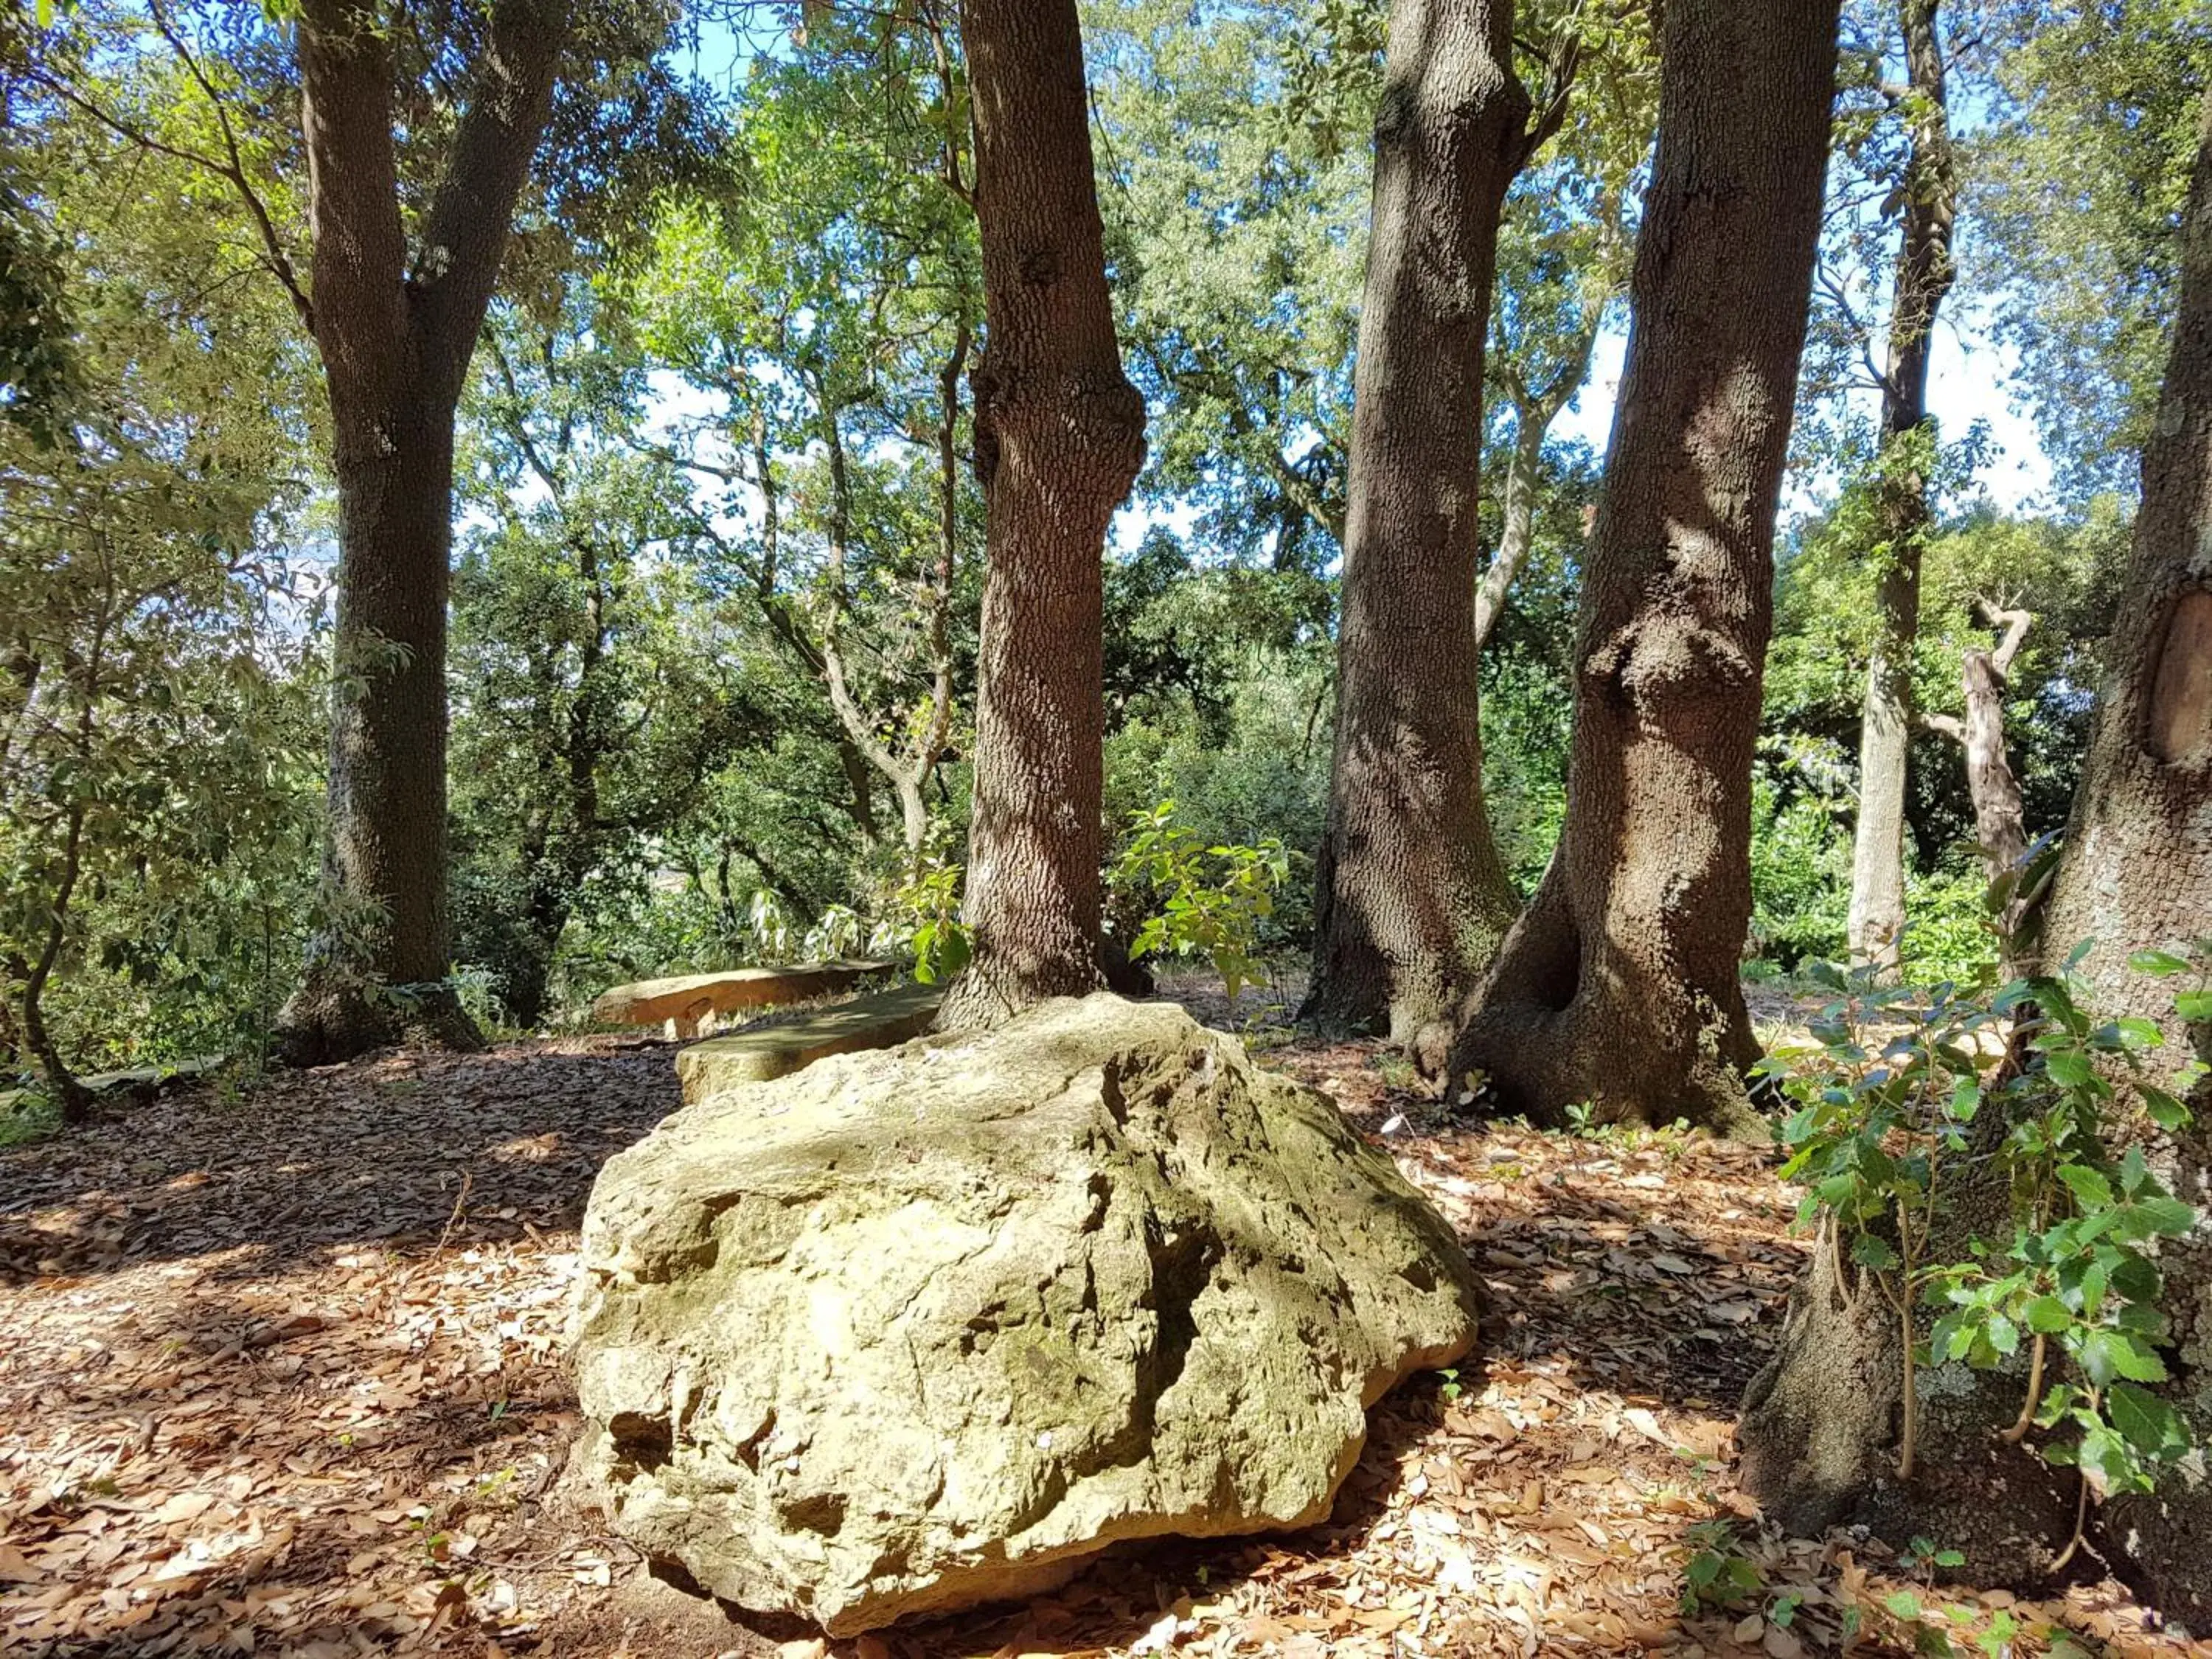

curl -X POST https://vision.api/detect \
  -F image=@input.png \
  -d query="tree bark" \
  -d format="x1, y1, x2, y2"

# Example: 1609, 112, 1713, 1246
936, 0, 1145, 1030
1304, 0, 1532, 1044
1846, 0, 1958, 978
1922, 602, 2035, 970
277, 0, 568, 1063
2034, 82, 2212, 1630
1441, 0, 1841, 1130
1742, 84, 2212, 1616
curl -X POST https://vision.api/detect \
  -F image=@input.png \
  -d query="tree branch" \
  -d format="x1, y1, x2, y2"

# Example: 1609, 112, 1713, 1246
409, 0, 571, 403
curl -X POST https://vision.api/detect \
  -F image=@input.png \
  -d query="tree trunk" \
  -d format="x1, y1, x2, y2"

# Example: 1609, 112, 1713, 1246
1923, 602, 2035, 970
2034, 82, 2212, 1630
1742, 84, 2212, 1616
1846, 0, 1958, 978
1304, 0, 1532, 1044
1441, 0, 1841, 1130
936, 0, 1145, 1030
1472, 324, 1599, 655
276, 0, 567, 1063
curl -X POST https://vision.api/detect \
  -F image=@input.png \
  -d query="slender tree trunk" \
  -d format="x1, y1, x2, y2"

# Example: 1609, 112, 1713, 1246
1472, 341, 1593, 655
276, 0, 568, 1062
1442, 0, 1841, 1130
1304, 0, 1531, 1044
936, 0, 1144, 1029
1742, 85, 2212, 1613
1923, 603, 2034, 968
20, 803, 92, 1124
1846, 0, 1958, 978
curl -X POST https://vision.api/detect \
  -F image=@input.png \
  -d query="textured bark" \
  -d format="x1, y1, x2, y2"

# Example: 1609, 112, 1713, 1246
1846, 0, 1958, 978
2037, 83, 2212, 1632
1441, 0, 1840, 1130
1744, 86, 2212, 1618
277, 0, 568, 1062
1305, 0, 1531, 1043
936, 0, 1145, 1031
1923, 604, 2034, 970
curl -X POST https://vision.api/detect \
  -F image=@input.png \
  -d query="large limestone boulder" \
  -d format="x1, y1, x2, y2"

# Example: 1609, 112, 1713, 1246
571, 994, 1478, 1635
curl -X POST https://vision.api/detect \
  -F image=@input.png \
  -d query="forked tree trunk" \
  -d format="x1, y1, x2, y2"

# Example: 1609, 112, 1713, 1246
1846, 0, 1958, 978
1440, 0, 1841, 1130
1304, 0, 1532, 1043
936, 0, 1145, 1029
1922, 602, 2034, 970
1742, 85, 2212, 1615
277, 0, 568, 1062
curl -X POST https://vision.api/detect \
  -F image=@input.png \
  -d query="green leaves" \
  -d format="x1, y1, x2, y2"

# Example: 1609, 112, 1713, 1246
2107, 1382, 2190, 1463
1110, 802, 1290, 1010
1772, 951, 2206, 1509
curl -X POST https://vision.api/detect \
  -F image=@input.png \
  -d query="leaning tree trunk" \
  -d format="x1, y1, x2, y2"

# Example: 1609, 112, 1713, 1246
276, 0, 567, 1062
1441, 0, 1840, 1130
1846, 0, 1958, 979
1304, 0, 1529, 1045
1742, 83, 2212, 1616
936, 0, 1145, 1030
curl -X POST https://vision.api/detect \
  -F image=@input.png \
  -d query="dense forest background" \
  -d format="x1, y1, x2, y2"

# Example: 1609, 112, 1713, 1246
1, 0, 2205, 1083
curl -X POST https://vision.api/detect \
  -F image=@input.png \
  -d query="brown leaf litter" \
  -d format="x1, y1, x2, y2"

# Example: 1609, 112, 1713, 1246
0, 1011, 2194, 1658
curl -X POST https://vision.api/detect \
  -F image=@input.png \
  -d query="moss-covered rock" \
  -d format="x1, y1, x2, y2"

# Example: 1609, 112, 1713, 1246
570, 993, 1478, 1635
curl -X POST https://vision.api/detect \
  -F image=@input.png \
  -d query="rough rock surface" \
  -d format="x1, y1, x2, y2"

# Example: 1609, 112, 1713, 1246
570, 994, 1478, 1635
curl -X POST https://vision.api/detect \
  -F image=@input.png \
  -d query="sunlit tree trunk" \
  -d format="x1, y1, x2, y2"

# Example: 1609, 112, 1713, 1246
2034, 81, 2212, 1629
1304, 0, 1532, 1043
1443, 0, 1840, 1131
278, 0, 569, 1062
936, 0, 1144, 1029
1742, 85, 2212, 1613
1921, 602, 2034, 972
1846, 0, 1957, 978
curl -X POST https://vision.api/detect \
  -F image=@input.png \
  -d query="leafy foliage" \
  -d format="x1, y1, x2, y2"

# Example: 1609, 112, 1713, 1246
1765, 945, 2209, 1495
1110, 801, 1291, 1006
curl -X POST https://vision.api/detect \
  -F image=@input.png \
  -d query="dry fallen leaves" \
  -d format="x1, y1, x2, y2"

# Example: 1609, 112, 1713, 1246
0, 1003, 2196, 1658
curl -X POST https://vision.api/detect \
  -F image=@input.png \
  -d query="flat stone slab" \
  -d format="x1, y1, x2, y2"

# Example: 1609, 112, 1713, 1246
675, 981, 942, 1099
590, 962, 893, 1039
81, 1056, 226, 1095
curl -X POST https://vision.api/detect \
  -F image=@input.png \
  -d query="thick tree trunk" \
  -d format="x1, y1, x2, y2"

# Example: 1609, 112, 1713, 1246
287, 415, 477, 1057
1846, 0, 1958, 978
1743, 85, 2212, 1617
936, 0, 1144, 1030
1304, 0, 1529, 1045
1441, 0, 1840, 1130
2035, 83, 2212, 1630
276, 0, 566, 1063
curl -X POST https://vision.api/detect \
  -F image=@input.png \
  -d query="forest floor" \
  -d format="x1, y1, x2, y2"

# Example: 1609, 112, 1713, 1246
0, 980, 2194, 1659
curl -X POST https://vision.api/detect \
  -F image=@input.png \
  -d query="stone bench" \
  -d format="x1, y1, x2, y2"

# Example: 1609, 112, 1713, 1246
675, 981, 942, 1100
589, 961, 893, 1040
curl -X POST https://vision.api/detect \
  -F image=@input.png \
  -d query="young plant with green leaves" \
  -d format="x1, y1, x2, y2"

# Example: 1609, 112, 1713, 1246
1110, 801, 1290, 1006
1763, 945, 2207, 1554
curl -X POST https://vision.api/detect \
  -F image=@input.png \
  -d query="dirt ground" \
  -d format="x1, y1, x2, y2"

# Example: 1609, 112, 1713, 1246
0, 989, 2194, 1658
